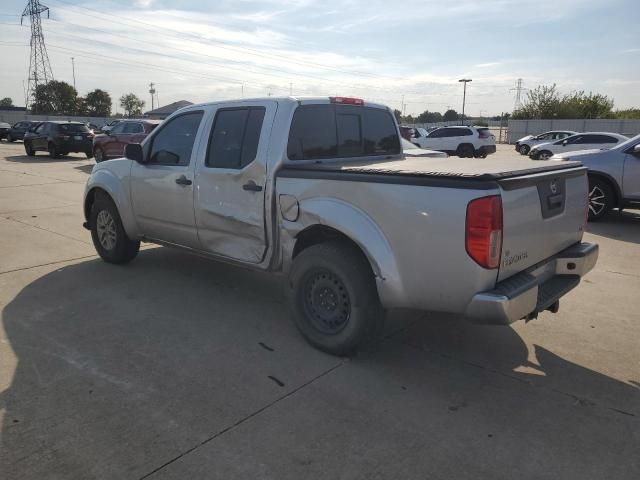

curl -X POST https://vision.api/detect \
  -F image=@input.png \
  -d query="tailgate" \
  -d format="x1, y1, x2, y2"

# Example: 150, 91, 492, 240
498, 166, 587, 282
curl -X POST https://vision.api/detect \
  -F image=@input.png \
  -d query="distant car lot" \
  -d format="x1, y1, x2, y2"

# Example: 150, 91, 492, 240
0, 140, 638, 479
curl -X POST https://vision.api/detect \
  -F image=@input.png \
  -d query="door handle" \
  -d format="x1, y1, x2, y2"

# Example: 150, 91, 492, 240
242, 181, 263, 192
175, 175, 192, 186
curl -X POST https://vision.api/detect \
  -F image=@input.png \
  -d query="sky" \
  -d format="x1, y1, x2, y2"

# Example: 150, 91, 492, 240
0, 0, 639, 116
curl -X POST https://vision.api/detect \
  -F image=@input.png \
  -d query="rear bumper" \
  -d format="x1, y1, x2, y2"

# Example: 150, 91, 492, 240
465, 242, 598, 325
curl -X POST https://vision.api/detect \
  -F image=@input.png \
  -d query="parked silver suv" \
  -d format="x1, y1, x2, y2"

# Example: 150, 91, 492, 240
552, 134, 640, 220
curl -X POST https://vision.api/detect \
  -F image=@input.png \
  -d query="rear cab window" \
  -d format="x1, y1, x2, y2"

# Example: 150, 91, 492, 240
287, 104, 400, 160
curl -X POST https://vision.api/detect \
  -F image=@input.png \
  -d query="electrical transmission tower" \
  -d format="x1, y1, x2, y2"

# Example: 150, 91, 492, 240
21, 0, 54, 109
510, 78, 527, 111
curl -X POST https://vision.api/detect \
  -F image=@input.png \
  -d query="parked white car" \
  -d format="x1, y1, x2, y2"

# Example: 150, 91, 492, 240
529, 132, 628, 160
410, 126, 496, 158
401, 138, 448, 158
514, 131, 576, 155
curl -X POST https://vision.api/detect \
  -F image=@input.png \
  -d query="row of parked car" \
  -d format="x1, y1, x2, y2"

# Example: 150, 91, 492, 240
514, 130, 629, 160
0, 119, 160, 161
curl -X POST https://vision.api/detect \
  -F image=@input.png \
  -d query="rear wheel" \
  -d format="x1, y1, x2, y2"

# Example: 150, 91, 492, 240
588, 177, 613, 221
90, 192, 140, 264
24, 141, 36, 157
85, 149, 94, 159
48, 142, 60, 159
288, 241, 384, 355
456, 144, 474, 158
7, 134, 14, 142
94, 147, 105, 163
537, 150, 553, 160
519, 144, 530, 155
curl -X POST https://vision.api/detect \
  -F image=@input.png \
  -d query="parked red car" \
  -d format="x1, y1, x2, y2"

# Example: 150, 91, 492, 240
93, 119, 161, 162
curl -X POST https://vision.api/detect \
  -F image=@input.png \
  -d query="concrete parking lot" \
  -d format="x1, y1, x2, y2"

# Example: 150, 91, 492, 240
0, 142, 638, 479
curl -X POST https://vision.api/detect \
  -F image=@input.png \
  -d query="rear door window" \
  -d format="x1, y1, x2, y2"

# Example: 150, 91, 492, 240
287, 104, 399, 160
59, 124, 89, 133
123, 122, 144, 134
206, 107, 266, 169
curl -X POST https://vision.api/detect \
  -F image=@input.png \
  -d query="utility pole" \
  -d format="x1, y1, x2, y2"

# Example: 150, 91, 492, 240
71, 57, 76, 90
401, 95, 406, 116
21, 0, 54, 110
148, 82, 156, 110
458, 79, 472, 125
510, 78, 527, 111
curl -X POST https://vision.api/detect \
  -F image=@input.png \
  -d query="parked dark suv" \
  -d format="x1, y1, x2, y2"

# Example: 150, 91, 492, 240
0, 122, 10, 140
7, 121, 41, 142
23, 121, 95, 158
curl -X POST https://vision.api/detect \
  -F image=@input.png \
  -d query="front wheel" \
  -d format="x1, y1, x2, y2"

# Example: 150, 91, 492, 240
588, 178, 613, 221
537, 150, 553, 160
288, 241, 384, 355
519, 144, 530, 155
90, 193, 140, 264
24, 141, 36, 157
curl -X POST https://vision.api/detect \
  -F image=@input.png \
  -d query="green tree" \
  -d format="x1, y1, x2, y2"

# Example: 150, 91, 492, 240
615, 108, 640, 119
443, 109, 458, 122
513, 84, 615, 119
31, 81, 78, 115
0, 97, 13, 107
85, 89, 112, 117
416, 110, 443, 123
119, 93, 145, 117
393, 109, 402, 123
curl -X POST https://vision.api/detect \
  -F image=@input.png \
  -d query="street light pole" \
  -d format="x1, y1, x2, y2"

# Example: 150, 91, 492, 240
71, 57, 76, 91
458, 78, 472, 125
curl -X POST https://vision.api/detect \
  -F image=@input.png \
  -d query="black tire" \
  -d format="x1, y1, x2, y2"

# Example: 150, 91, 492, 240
288, 240, 384, 355
7, 134, 14, 142
24, 141, 36, 157
85, 149, 94, 159
90, 192, 140, 264
94, 147, 105, 163
518, 144, 530, 155
588, 177, 613, 222
456, 144, 474, 158
537, 150, 553, 160
48, 142, 60, 159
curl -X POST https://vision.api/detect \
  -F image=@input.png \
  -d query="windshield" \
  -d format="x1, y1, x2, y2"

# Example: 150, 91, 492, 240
613, 133, 639, 150
58, 124, 90, 133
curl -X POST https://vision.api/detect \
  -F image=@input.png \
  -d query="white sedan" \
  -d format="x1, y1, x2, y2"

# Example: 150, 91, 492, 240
529, 132, 629, 160
514, 130, 576, 155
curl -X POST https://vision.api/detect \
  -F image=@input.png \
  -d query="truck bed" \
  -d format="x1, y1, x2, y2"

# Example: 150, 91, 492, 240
277, 157, 584, 186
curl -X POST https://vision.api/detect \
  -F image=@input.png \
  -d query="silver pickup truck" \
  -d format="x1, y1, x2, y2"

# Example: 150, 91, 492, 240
83, 96, 598, 355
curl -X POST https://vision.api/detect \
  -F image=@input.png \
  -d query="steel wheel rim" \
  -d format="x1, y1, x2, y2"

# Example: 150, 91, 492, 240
303, 270, 351, 335
519, 145, 528, 154
589, 186, 606, 216
96, 210, 117, 250
539, 152, 551, 160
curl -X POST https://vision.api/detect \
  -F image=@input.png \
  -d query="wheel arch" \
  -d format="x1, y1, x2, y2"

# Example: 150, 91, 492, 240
84, 171, 139, 238
283, 197, 405, 308
588, 171, 622, 208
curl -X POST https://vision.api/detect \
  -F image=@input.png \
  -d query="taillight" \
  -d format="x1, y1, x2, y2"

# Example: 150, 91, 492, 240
466, 195, 503, 269
478, 130, 490, 139
330, 96, 364, 105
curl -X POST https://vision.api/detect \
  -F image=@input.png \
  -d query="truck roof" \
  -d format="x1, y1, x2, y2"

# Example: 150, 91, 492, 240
182, 96, 390, 111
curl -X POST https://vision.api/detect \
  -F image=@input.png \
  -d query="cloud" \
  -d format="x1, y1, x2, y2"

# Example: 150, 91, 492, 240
475, 62, 501, 68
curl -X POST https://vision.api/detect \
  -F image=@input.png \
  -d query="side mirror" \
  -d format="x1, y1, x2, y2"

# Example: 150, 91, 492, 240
125, 143, 145, 163
633, 144, 640, 155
